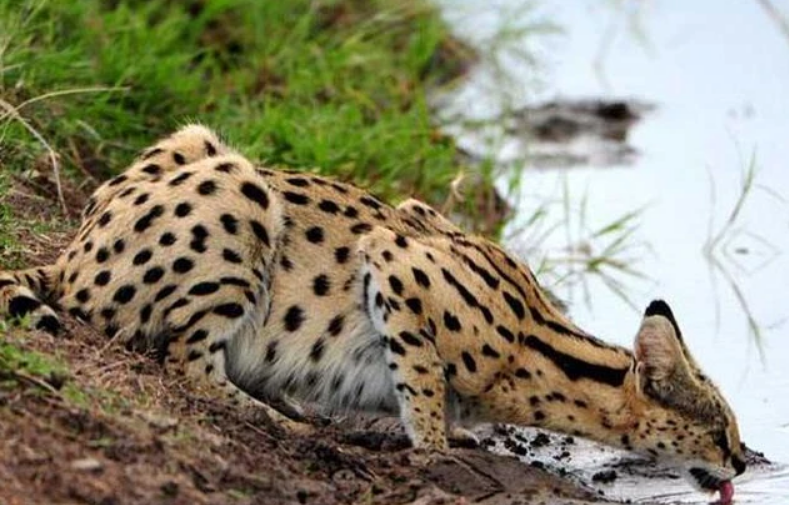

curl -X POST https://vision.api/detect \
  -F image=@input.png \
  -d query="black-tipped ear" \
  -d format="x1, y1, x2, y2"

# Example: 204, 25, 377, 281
634, 300, 697, 403
634, 316, 685, 383
644, 299, 683, 342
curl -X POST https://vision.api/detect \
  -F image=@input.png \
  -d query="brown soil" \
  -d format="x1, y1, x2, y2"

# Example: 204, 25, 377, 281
1, 175, 625, 505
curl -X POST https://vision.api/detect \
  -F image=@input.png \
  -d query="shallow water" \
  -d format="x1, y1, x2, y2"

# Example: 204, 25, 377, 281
437, 1, 789, 502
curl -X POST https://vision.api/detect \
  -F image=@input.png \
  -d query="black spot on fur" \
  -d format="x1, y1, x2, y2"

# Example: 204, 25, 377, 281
327, 315, 344, 336
351, 222, 372, 234
389, 338, 406, 356
75, 289, 91, 303
399, 331, 422, 347
133, 249, 153, 266
495, 325, 515, 343
502, 291, 526, 320
169, 172, 193, 187
98, 211, 112, 227
209, 340, 227, 354
250, 220, 270, 247
220, 277, 250, 288
214, 162, 234, 173
310, 338, 326, 362
482, 344, 500, 359
285, 177, 310, 187
141, 147, 163, 160
313, 275, 330, 296
305, 226, 324, 244
318, 200, 340, 214
96, 248, 110, 263
241, 182, 270, 209
142, 163, 162, 175
283, 191, 310, 205
412, 268, 430, 288
107, 174, 128, 187
284, 305, 305, 331
154, 285, 177, 302
173, 257, 195, 274
187, 329, 209, 344
173, 152, 186, 165
140, 304, 153, 324
461, 352, 477, 373
222, 248, 243, 264
395, 235, 408, 248
189, 282, 220, 296
143, 267, 165, 284
197, 180, 218, 195
388, 276, 404, 296
265, 341, 277, 362
174, 202, 192, 218
331, 182, 349, 194
360, 195, 383, 210
214, 303, 244, 318
443, 311, 461, 332
113, 285, 137, 304
220, 214, 239, 234
113, 239, 125, 254
135, 204, 165, 233
405, 298, 422, 315
334, 247, 350, 264
159, 232, 177, 246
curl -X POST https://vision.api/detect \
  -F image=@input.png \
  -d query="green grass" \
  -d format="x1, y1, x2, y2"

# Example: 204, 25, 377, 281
0, 336, 70, 396
0, 333, 132, 411
1, 0, 477, 210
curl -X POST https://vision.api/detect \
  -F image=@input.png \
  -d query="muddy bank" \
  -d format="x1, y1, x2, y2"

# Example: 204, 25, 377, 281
1, 324, 622, 505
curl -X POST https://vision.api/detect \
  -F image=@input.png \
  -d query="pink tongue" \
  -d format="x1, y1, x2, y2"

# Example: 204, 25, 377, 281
718, 481, 735, 504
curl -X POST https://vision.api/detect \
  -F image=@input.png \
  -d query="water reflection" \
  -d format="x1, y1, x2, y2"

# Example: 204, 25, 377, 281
437, 0, 789, 502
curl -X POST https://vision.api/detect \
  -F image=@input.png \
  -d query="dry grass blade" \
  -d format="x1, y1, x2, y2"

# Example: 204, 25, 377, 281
0, 87, 127, 215
0, 86, 127, 123
756, 0, 789, 46
2, 369, 60, 395
0, 97, 67, 214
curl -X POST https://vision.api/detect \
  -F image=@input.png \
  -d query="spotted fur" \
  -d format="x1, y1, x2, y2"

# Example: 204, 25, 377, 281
0, 125, 746, 491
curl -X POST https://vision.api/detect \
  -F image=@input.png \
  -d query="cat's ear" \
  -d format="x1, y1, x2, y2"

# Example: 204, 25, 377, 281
633, 300, 693, 395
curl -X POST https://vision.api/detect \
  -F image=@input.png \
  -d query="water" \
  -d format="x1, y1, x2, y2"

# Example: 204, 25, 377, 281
437, 1, 789, 502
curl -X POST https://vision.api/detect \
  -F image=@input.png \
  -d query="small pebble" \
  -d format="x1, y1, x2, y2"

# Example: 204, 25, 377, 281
70, 457, 103, 472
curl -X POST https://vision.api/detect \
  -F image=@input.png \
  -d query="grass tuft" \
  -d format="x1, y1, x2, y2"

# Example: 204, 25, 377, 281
1, 0, 478, 210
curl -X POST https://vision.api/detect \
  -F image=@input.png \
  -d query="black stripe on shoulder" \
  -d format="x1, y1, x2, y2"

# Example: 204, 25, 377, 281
644, 299, 683, 341
524, 335, 628, 387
